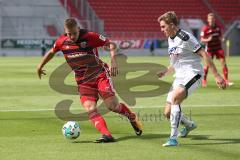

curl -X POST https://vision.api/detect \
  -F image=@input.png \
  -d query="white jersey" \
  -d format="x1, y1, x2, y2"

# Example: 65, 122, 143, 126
168, 29, 203, 77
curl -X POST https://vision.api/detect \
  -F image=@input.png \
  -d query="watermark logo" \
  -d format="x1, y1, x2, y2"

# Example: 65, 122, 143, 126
49, 54, 171, 121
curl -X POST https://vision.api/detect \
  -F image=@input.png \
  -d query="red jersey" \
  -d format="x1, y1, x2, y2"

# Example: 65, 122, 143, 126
200, 24, 222, 52
52, 29, 110, 84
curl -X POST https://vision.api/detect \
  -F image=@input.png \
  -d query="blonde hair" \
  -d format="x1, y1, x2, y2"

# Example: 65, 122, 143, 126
158, 11, 178, 26
64, 18, 78, 29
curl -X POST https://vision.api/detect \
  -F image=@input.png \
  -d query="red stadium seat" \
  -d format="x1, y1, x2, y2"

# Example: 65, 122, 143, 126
45, 25, 58, 37
208, 0, 240, 23
60, 0, 239, 39
88, 0, 210, 39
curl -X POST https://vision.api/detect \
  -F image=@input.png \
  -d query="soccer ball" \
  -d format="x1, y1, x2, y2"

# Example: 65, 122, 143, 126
62, 121, 80, 139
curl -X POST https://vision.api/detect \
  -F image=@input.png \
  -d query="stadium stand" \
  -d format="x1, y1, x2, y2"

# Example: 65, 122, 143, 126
57, 0, 239, 39
87, 0, 210, 39
58, 0, 104, 34
45, 24, 59, 37
208, 0, 240, 24
1, 0, 239, 40
1, 0, 66, 39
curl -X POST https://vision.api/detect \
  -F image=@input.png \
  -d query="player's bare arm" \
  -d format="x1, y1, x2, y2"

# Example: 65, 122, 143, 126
156, 65, 174, 78
220, 35, 225, 42
201, 35, 213, 43
197, 48, 226, 89
37, 48, 56, 79
109, 42, 118, 77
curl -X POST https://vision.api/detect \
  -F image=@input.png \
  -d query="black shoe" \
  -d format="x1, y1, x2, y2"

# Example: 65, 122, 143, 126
94, 134, 116, 143
130, 115, 143, 136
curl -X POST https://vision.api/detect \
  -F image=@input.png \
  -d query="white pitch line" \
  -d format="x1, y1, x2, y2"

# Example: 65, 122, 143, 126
0, 104, 239, 112
0, 108, 58, 112
134, 104, 240, 108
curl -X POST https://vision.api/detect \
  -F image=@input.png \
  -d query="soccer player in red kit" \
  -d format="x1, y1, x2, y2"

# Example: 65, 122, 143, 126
200, 13, 233, 87
37, 18, 142, 143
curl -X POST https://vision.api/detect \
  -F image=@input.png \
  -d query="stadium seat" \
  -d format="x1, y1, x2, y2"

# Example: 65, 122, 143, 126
60, 0, 239, 39
45, 25, 59, 37
88, 0, 210, 39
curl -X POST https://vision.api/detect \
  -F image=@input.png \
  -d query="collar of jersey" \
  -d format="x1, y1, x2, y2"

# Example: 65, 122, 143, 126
170, 29, 181, 40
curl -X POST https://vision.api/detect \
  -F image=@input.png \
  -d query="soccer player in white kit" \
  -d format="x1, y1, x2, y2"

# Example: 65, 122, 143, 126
157, 11, 226, 147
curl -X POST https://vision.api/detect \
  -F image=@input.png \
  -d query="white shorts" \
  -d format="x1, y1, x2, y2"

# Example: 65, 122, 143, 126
166, 73, 202, 104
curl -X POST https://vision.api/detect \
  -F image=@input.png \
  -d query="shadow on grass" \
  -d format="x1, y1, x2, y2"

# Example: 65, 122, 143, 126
68, 134, 169, 144
71, 140, 93, 144
68, 134, 240, 145
116, 133, 169, 142
182, 135, 240, 145
188, 134, 210, 140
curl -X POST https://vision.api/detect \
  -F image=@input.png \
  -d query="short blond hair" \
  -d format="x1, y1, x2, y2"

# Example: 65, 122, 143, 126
158, 11, 178, 26
64, 18, 78, 29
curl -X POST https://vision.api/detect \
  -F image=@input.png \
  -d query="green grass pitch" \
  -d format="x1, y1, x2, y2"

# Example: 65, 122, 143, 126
0, 56, 240, 160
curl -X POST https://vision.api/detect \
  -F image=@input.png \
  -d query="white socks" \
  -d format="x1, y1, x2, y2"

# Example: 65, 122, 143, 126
170, 104, 181, 139
180, 113, 193, 128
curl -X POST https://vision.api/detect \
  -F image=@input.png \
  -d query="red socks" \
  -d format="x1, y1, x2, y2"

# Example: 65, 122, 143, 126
87, 103, 135, 136
88, 109, 112, 136
204, 65, 228, 81
116, 103, 136, 121
223, 65, 228, 81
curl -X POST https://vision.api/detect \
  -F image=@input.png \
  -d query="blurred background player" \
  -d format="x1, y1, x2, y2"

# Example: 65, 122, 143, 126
157, 11, 226, 147
37, 18, 142, 143
149, 40, 155, 56
40, 39, 47, 57
200, 13, 233, 87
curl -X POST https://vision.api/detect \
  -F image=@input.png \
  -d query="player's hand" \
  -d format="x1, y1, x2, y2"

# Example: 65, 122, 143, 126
37, 65, 46, 79
222, 37, 225, 42
207, 35, 213, 41
214, 74, 226, 89
110, 60, 118, 77
156, 70, 167, 78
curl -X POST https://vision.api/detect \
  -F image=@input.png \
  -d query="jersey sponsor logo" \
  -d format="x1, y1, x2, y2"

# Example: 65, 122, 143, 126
99, 35, 106, 41
211, 33, 220, 37
193, 44, 201, 51
67, 52, 88, 59
168, 47, 177, 55
63, 40, 76, 45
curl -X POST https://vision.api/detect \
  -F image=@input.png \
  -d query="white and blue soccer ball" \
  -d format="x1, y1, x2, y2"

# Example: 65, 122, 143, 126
62, 121, 80, 139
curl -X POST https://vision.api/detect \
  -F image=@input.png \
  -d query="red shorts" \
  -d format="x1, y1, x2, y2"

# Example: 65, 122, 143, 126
208, 49, 225, 59
78, 72, 115, 103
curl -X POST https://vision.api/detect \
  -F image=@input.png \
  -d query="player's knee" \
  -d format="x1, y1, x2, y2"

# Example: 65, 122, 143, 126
220, 58, 226, 65
172, 89, 186, 104
86, 105, 96, 112
83, 102, 96, 112
106, 100, 119, 112
172, 96, 182, 104
104, 96, 119, 111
